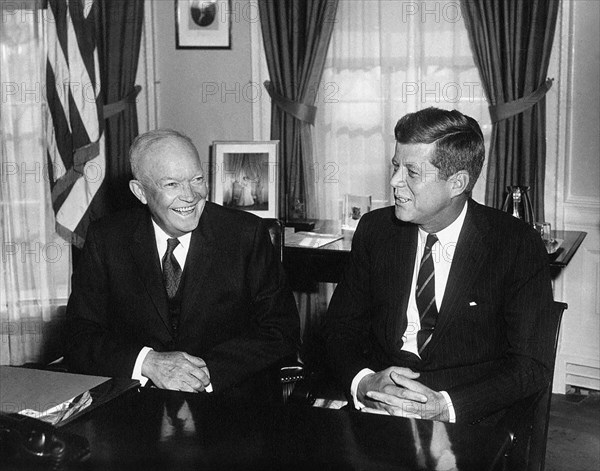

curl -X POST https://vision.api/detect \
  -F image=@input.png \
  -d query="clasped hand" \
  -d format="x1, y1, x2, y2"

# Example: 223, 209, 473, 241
358, 367, 449, 421
142, 350, 211, 392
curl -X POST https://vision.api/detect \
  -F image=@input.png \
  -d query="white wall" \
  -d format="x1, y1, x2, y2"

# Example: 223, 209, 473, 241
547, 0, 600, 393
153, 0, 256, 164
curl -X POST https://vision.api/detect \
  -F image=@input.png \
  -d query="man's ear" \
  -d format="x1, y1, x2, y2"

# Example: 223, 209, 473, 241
449, 171, 470, 197
129, 179, 148, 205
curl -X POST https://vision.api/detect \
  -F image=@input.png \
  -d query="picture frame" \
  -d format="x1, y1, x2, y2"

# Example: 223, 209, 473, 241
175, 0, 231, 49
210, 141, 279, 218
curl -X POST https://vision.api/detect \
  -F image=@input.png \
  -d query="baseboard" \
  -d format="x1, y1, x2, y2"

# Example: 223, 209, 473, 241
554, 354, 600, 393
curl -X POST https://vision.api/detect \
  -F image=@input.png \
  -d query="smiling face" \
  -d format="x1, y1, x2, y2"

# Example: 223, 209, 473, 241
129, 138, 208, 237
390, 142, 467, 233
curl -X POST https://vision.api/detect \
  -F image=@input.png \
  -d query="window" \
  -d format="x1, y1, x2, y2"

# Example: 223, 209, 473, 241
312, 0, 491, 220
1, 4, 70, 364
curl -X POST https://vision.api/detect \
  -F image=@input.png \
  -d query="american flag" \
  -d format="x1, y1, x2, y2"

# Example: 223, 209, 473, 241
44, 0, 107, 248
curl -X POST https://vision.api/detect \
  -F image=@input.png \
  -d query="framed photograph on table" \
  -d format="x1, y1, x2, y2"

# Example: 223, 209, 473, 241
175, 0, 231, 49
211, 141, 279, 218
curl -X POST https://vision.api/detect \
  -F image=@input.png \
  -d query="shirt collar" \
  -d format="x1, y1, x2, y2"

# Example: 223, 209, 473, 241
418, 199, 468, 247
151, 219, 192, 250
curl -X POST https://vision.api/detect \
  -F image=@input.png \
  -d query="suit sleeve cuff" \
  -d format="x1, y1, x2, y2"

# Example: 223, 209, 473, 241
440, 390, 456, 423
350, 368, 375, 410
132, 346, 153, 386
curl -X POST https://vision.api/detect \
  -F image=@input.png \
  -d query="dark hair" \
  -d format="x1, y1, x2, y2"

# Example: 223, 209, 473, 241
394, 107, 485, 193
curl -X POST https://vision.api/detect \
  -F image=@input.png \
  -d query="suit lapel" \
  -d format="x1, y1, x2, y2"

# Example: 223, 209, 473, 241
424, 200, 489, 358
379, 219, 418, 354
128, 213, 171, 332
179, 205, 216, 325
392, 223, 418, 330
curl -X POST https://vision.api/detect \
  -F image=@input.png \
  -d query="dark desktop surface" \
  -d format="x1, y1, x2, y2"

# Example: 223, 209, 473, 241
59, 386, 509, 471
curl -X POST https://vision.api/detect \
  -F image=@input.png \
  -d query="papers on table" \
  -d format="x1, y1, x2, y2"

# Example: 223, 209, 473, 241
0, 366, 109, 425
285, 231, 343, 249
312, 398, 348, 409
18, 391, 93, 426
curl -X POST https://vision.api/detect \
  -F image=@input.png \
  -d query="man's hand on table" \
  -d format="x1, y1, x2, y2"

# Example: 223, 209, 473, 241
141, 351, 211, 392
358, 367, 450, 422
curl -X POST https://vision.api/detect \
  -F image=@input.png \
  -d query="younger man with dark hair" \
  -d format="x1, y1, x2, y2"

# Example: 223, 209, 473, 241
325, 107, 554, 424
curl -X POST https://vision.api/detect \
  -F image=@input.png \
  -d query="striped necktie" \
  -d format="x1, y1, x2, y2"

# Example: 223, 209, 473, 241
417, 233, 439, 354
162, 238, 182, 299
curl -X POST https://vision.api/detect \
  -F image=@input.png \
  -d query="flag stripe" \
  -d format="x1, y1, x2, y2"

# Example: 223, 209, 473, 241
45, 3, 72, 173
67, 3, 98, 145
69, 1, 97, 89
48, 0, 69, 67
45, 0, 106, 248
45, 70, 69, 179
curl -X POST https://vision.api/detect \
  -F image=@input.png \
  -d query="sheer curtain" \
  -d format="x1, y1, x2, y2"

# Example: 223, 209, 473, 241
1, 4, 71, 365
313, 0, 491, 221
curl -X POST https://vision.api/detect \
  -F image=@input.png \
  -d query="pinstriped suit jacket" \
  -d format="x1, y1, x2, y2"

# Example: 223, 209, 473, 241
324, 199, 554, 424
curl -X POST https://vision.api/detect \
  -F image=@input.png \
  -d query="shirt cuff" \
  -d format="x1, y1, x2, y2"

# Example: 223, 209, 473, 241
350, 368, 375, 410
131, 347, 213, 392
132, 346, 153, 387
439, 390, 456, 423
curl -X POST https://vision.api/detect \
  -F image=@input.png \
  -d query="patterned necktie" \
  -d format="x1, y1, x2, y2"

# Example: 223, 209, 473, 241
162, 238, 182, 299
416, 233, 439, 354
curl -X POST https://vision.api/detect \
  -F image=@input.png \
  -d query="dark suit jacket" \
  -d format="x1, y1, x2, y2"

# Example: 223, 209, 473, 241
324, 199, 555, 424
65, 202, 300, 393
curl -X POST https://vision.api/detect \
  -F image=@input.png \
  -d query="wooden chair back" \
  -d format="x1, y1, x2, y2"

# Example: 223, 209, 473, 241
505, 301, 567, 471
263, 218, 284, 262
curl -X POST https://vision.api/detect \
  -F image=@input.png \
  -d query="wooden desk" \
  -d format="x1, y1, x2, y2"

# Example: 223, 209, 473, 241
60, 387, 511, 470
284, 227, 587, 290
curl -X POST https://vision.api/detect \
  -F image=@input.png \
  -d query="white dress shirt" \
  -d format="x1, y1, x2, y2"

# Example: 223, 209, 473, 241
351, 201, 468, 421
132, 221, 212, 392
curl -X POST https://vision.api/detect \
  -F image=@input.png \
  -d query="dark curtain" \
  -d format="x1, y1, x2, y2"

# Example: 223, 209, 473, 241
259, 0, 338, 220
461, 0, 559, 221
98, 0, 144, 212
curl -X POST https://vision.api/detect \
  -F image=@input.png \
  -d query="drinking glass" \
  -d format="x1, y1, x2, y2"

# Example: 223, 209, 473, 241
534, 222, 553, 242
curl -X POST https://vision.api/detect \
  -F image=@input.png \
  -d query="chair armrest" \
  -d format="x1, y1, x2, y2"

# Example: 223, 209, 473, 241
495, 388, 547, 471
276, 355, 307, 404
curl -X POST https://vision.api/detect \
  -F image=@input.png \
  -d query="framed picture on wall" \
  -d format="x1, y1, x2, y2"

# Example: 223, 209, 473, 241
175, 0, 231, 49
210, 141, 279, 218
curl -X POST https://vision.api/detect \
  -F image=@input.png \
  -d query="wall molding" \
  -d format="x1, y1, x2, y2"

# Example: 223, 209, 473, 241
564, 196, 600, 208
547, 0, 600, 394
555, 354, 600, 393
546, 0, 574, 231
566, 356, 600, 390
136, 0, 159, 133
563, 204, 600, 227
249, 0, 270, 141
